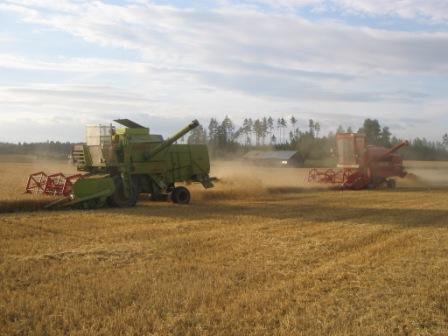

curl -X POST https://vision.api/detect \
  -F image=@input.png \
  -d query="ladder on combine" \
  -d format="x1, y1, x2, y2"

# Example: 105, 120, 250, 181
25, 172, 85, 196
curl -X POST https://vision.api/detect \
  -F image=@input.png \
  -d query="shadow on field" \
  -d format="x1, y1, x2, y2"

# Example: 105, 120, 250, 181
198, 185, 448, 202
0, 199, 51, 213
2, 187, 448, 230
122, 199, 448, 229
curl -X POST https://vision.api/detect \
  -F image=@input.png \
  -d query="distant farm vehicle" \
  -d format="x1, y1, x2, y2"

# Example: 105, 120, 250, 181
26, 119, 214, 209
308, 133, 408, 190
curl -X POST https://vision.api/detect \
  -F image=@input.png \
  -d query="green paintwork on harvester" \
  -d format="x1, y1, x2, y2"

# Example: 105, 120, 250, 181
72, 176, 115, 199
56, 119, 214, 209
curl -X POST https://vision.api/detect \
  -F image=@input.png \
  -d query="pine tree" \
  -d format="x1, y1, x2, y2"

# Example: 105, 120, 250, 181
308, 119, 315, 138
208, 118, 219, 144
314, 122, 321, 138
187, 125, 206, 144
290, 116, 297, 133
262, 117, 268, 145
267, 117, 274, 143
242, 118, 252, 145
359, 119, 381, 145
380, 126, 392, 147
276, 118, 283, 143
254, 119, 262, 146
281, 117, 287, 142
221, 116, 235, 143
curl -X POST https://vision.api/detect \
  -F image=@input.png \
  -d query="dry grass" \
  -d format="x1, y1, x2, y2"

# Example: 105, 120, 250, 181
0, 155, 76, 212
1, 157, 448, 335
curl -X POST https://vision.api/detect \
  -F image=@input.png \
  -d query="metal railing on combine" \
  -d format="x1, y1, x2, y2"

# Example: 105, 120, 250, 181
308, 168, 357, 185
25, 172, 85, 196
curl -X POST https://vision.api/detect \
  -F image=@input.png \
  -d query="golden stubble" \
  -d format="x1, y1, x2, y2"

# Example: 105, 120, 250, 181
1, 156, 448, 335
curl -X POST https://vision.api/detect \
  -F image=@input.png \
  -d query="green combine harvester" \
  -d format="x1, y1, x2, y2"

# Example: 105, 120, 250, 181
43, 119, 214, 209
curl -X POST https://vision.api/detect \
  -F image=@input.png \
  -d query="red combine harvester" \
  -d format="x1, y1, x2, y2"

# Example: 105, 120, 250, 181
308, 133, 408, 190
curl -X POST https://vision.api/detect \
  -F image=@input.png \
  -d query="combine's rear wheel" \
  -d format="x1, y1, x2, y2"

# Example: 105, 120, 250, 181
171, 186, 191, 204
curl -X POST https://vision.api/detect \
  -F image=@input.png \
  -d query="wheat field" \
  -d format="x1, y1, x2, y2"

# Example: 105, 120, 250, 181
1, 156, 448, 335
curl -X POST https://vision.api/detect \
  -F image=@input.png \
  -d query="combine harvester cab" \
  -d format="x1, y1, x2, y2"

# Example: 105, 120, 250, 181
308, 133, 408, 190
27, 119, 214, 209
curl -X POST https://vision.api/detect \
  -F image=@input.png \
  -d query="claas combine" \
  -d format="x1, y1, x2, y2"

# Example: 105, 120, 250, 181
308, 133, 408, 190
26, 119, 214, 209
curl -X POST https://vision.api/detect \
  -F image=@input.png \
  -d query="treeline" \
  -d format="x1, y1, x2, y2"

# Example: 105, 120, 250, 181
186, 116, 448, 162
2, 118, 448, 162
0, 141, 73, 159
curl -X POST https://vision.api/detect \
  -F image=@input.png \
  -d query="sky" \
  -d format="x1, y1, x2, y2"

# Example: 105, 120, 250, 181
0, 0, 447, 143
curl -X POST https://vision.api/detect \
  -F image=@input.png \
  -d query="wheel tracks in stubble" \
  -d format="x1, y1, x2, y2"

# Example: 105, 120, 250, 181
228, 227, 416, 302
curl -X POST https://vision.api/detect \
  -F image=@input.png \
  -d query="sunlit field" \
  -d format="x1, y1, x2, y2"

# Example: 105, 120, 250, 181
1, 156, 448, 335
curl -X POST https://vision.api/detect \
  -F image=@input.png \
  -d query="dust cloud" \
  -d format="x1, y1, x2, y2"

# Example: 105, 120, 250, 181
194, 161, 315, 202
198, 160, 448, 202
212, 161, 310, 188
404, 169, 448, 187
3, 155, 448, 212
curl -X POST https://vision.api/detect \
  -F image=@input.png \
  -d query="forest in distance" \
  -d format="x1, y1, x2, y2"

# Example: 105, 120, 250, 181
1, 117, 448, 163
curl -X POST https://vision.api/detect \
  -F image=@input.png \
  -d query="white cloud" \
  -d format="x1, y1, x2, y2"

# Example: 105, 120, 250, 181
0, 0, 447, 142
2, 0, 448, 77
332, 0, 448, 23
0, 54, 149, 73
0, 81, 442, 143
0, 85, 155, 105
245, 0, 448, 23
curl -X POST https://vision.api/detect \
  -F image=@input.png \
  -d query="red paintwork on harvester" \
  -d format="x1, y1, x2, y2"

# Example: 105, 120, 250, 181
25, 172, 85, 196
308, 133, 408, 190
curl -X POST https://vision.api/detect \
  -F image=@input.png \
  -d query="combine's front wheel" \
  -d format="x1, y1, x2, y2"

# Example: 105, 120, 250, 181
108, 177, 140, 208
386, 179, 396, 189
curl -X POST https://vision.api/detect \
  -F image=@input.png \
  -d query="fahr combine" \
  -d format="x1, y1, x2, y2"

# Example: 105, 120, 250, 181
308, 133, 408, 190
26, 119, 214, 209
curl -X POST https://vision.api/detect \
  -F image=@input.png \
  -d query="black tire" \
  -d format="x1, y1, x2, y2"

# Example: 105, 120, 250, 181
108, 176, 140, 208
386, 179, 396, 189
171, 186, 191, 204
367, 177, 385, 190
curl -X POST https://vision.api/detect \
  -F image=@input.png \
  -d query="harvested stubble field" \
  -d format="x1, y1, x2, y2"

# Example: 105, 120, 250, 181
1, 156, 448, 335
